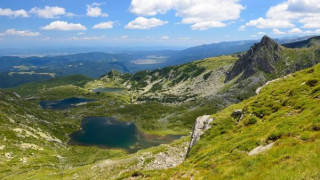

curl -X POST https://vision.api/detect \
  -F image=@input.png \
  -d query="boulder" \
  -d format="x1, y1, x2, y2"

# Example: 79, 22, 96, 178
187, 115, 214, 156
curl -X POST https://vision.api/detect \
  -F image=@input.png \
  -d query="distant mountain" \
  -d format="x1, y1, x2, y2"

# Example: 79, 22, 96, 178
282, 36, 320, 48
167, 40, 257, 65
275, 35, 316, 44
1, 36, 318, 88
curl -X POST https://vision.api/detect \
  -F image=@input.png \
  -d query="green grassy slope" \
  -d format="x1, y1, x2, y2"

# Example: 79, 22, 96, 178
0, 90, 126, 180
127, 63, 320, 179
2, 36, 320, 179
98, 56, 238, 103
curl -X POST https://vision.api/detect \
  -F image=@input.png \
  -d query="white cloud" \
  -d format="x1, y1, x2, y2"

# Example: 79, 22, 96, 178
87, 3, 108, 17
299, 16, 320, 28
288, 27, 303, 34
29, 6, 66, 18
257, 32, 266, 35
286, 0, 320, 13
272, 29, 286, 34
0, 8, 29, 18
93, 21, 114, 29
71, 36, 106, 40
66, 13, 77, 17
42, 37, 50, 41
77, 32, 85, 35
125, 17, 167, 29
129, 0, 244, 30
161, 36, 170, 40
272, 27, 319, 35
246, 0, 320, 29
42, 21, 87, 31
121, 35, 128, 39
4, 29, 40, 36
246, 17, 294, 29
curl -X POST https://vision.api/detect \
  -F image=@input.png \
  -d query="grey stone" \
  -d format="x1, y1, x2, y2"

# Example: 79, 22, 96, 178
187, 115, 214, 156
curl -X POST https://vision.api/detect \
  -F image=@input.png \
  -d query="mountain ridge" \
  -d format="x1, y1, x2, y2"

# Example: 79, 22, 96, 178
1, 36, 320, 179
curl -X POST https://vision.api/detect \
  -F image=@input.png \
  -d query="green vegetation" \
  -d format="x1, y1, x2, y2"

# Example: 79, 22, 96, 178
128, 63, 320, 179
1, 36, 320, 179
13, 75, 92, 97
0, 90, 127, 180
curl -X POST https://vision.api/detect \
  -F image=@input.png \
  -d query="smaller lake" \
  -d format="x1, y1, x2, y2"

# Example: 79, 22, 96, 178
69, 117, 181, 153
92, 87, 124, 93
40, 97, 95, 110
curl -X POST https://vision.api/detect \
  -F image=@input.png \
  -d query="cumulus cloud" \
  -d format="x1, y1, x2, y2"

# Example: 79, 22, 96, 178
42, 21, 87, 31
3, 29, 40, 36
87, 3, 108, 17
125, 17, 167, 29
29, 6, 66, 18
245, 0, 320, 29
0, 8, 29, 18
129, 0, 244, 30
93, 21, 114, 29
246, 17, 294, 29
288, 27, 303, 34
299, 16, 320, 28
272, 29, 286, 35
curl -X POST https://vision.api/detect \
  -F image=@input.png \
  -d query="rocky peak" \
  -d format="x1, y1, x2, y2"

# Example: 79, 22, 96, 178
261, 35, 275, 45
225, 36, 281, 82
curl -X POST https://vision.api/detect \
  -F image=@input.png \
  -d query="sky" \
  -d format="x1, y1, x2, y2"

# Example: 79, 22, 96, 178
0, 0, 320, 48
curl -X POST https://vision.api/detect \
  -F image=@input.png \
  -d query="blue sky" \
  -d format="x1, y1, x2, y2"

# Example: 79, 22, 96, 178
0, 0, 320, 48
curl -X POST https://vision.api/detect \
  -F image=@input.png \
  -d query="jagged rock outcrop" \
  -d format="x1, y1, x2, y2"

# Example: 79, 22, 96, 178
225, 36, 281, 82
187, 115, 214, 156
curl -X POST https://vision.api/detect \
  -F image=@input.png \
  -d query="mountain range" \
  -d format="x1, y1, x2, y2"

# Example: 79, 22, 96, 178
1, 35, 320, 179
0, 35, 314, 88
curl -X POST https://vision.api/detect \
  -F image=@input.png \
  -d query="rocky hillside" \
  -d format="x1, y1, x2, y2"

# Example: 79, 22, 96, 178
96, 36, 320, 105
226, 36, 320, 82
118, 55, 320, 180
225, 36, 282, 81
2, 36, 320, 179
93, 55, 237, 103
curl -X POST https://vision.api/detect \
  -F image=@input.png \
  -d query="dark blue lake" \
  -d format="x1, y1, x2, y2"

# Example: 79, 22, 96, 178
40, 97, 95, 110
92, 87, 124, 93
69, 117, 181, 153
